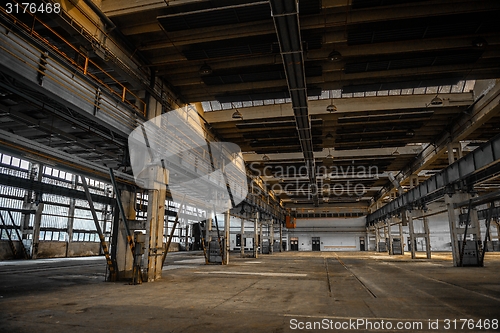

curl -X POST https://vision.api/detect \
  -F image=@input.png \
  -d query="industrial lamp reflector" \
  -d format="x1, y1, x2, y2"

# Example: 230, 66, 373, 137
232, 109, 243, 119
199, 62, 213, 75
326, 97, 337, 113
328, 50, 342, 62
430, 96, 443, 106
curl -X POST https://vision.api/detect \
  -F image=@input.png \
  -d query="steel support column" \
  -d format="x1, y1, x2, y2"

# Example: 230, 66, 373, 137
185, 225, 189, 252
447, 143, 463, 165
254, 212, 259, 259
223, 210, 230, 265
31, 163, 43, 260
259, 221, 263, 255
279, 220, 283, 252
270, 219, 274, 255
423, 214, 432, 259
388, 219, 393, 255
398, 221, 405, 256
383, 223, 388, 253
206, 213, 212, 242
65, 174, 77, 258
495, 219, 500, 242
408, 212, 416, 259
111, 189, 135, 279
445, 192, 480, 266
240, 217, 245, 257
144, 165, 167, 282
20, 163, 38, 242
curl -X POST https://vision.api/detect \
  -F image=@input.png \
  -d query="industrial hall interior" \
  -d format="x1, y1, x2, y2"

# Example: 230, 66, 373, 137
1, 0, 500, 332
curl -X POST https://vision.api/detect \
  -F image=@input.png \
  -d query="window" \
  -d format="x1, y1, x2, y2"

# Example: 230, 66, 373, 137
20, 160, 30, 170
11, 157, 20, 167
1, 154, 11, 165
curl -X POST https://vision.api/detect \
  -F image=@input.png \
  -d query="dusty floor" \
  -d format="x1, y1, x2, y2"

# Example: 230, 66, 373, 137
1, 251, 499, 332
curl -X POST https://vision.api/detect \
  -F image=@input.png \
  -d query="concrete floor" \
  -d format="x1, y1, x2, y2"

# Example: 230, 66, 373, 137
1, 251, 499, 332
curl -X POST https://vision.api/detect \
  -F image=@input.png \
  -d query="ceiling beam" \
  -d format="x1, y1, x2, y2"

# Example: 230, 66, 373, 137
373, 80, 500, 202
102, 0, 204, 17
203, 93, 473, 123
242, 145, 423, 162
178, 63, 499, 101
0, 129, 135, 185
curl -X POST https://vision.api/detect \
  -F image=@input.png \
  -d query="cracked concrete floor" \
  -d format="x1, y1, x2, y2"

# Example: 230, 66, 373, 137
1, 251, 499, 332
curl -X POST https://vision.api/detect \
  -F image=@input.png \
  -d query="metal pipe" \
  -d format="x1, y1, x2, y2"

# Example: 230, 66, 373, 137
81, 0, 116, 31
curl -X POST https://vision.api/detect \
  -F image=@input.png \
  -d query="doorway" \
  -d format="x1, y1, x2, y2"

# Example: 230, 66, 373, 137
312, 237, 320, 251
290, 237, 299, 251
360, 237, 365, 251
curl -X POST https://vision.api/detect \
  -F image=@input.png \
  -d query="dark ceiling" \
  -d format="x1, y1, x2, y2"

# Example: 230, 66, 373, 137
102, 0, 500, 102
1, 0, 500, 211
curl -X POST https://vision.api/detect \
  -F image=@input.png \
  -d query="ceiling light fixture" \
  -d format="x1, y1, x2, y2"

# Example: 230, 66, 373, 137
326, 97, 337, 113
406, 129, 415, 137
232, 109, 243, 119
392, 147, 400, 156
262, 154, 270, 161
326, 148, 333, 159
325, 132, 333, 139
327, 50, 342, 62
199, 62, 212, 75
472, 37, 487, 48
430, 95, 443, 106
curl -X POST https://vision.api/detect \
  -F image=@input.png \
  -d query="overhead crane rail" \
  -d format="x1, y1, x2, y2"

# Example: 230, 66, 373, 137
367, 133, 500, 225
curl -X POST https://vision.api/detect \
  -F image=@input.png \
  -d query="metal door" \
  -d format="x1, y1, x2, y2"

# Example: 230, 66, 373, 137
312, 237, 320, 251
290, 237, 299, 251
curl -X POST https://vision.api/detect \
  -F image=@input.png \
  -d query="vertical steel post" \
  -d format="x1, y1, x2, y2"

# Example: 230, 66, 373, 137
224, 209, 230, 265
423, 215, 431, 259
398, 220, 405, 255
80, 175, 117, 281
270, 219, 274, 254
408, 213, 416, 259
240, 217, 245, 257
109, 169, 139, 283
279, 219, 283, 252
65, 174, 76, 258
388, 219, 393, 255
254, 211, 259, 258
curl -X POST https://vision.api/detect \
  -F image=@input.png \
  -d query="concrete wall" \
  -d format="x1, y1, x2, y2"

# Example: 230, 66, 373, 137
67, 242, 101, 257
290, 232, 363, 251
229, 233, 254, 251
1, 240, 181, 260
1, 241, 103, 259
168, 242, 180, 252
0, 241, 25, 260
37, 241, 67, 258
288, 217, 367, 251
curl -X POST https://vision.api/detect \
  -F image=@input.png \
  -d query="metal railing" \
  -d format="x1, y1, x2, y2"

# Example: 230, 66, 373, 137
1, 1, 147, 117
